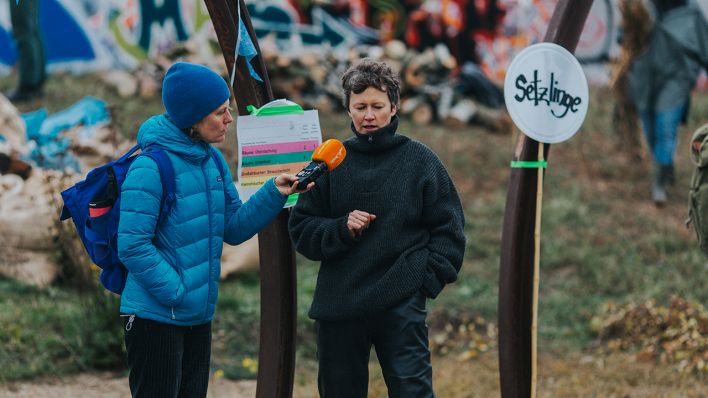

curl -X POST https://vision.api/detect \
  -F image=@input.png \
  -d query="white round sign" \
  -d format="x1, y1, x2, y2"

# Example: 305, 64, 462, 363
503, 43, 589, 144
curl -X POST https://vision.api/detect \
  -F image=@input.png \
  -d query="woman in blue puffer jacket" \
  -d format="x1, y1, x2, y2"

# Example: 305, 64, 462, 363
117, 62, 311, 398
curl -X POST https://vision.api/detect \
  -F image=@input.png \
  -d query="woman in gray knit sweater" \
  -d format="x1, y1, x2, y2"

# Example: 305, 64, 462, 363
289, 58, 466, 398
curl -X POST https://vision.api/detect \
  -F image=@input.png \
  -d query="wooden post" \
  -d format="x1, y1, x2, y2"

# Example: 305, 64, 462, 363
498, 2, 593, 397
203, 1, 296, 397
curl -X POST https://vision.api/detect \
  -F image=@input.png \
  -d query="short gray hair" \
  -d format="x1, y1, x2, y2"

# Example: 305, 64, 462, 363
341, 58, 401, 110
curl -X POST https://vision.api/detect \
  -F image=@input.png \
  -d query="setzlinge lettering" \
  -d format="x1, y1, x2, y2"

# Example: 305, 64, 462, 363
514, 70, 582, 118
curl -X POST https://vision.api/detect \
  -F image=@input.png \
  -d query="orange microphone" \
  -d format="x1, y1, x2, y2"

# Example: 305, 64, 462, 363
291, 139, 346, 190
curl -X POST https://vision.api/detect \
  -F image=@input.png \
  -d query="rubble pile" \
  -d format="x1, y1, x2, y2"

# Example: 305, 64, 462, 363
266, 41, 510, 132
0, 91, 259, 289
108, 39, 511, 133
592, 296, 707, 374
0, 95, 118, 288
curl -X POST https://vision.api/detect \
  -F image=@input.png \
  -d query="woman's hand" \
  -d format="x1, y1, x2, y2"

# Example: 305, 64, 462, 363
274, 174, 314, 196
347, 210, 377, 238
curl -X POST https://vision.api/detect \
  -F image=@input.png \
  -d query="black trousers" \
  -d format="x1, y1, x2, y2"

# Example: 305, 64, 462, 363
123, 316, 212, 398
316, 292, 434, 398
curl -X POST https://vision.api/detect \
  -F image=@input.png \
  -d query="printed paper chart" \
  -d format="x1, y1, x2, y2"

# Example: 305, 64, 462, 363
236, 109, 322, 205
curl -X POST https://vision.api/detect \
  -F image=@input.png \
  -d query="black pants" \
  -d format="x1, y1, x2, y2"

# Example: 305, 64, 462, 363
123, 316, 212, 398
316, 292, 434, 398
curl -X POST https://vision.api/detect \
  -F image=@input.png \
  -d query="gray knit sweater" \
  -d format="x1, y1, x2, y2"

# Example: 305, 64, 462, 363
288, 116, 466, 320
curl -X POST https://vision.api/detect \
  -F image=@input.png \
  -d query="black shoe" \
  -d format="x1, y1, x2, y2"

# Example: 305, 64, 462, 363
6, 87, 43, 103
659, 164, 675, 186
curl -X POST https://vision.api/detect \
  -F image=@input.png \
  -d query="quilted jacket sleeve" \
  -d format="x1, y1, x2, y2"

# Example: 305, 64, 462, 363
215, 150, 287, 245
117, 156, 185, 307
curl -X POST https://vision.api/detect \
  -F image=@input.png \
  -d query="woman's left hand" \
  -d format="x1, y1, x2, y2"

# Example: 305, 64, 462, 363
274, 174, 314, 196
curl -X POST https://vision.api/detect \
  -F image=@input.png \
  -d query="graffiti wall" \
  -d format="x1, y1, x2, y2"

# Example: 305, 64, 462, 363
0, 0, 619, 80
481, 0, 617, 81
0, 0, 212, 72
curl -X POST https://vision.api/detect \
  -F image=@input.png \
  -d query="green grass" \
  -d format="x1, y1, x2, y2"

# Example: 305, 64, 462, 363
0, 73, 706, 380
0, 279, 124, 381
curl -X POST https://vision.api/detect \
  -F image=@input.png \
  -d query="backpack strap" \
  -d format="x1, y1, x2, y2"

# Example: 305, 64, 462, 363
119, 144, 142, 163
140, 149, 176, 226
209, 146, 234, 203
209, 147, 225, 178
135, 148, 228, 225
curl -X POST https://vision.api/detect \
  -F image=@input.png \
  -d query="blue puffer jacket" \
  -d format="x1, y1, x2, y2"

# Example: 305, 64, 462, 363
117, 114, 286, 325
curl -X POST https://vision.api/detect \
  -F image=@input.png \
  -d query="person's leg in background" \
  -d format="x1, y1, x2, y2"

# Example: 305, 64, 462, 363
640, 101, 687, 205
8, 0, 46, 102
654, 101, 688, 184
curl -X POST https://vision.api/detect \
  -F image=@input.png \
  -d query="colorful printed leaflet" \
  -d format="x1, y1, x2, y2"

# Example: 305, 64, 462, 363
240, 141, 319, 187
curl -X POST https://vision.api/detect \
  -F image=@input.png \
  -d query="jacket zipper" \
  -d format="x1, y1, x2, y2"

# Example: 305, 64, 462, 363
121, 314, 135, 331
172, 267, 184, 320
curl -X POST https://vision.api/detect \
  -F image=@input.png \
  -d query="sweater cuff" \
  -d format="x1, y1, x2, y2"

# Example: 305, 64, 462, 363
421, 268, 444, 299
338, 215, 359, 245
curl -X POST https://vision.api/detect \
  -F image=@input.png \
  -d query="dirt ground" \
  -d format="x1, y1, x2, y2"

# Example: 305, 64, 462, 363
1, 352, 705, 398
0, 373, 256, 398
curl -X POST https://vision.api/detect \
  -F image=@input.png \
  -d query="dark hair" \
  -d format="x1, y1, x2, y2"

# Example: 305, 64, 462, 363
341, 58, 401, 110
165, 113, 204, 142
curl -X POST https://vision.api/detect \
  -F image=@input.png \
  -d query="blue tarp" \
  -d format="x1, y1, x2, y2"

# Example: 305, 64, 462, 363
21, 96, 110, 171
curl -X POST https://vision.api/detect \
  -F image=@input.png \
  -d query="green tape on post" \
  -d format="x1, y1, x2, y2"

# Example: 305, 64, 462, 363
510, 161, 548, 169
247, 104, 304, 116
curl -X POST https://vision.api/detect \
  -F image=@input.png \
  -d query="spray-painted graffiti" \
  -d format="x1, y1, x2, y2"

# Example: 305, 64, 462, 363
246, 2, 378, 50
480, 0, 616, 81
0, 0, 619, 80
0, 0, 95, 68
0, 0, 215, 71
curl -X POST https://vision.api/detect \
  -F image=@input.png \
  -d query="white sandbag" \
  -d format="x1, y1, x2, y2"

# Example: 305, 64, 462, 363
446, 99, 478, 125
220, 236, 260, 279
0, 170, 59, 250
0, 174, 24, 200
100, 70, 138, 98
0, 94, 27, 155
0, 248, 60, 288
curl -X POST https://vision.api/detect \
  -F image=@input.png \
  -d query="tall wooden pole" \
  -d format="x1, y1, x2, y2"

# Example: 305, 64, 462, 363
204, 1, 296, 397
498, 2, 593, 397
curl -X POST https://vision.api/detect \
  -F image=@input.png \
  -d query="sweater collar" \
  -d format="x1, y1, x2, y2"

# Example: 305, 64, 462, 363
347, 115, 408, 153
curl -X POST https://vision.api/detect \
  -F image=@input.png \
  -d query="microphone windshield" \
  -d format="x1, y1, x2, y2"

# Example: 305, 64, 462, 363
311, 139, 346, 170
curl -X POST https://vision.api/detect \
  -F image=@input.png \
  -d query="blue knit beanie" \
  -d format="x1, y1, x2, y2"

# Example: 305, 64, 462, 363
162, 62, 231, 129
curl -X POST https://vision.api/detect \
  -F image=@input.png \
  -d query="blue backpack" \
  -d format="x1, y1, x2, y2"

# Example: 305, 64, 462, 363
60, 144, 226, 294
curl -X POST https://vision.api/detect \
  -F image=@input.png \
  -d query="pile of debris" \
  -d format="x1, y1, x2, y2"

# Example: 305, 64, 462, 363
0, 93, 259, 290
591, 296, 707, 375
103, 39, 511, 133
428, 311, 497, 361
0, 93, 121, 288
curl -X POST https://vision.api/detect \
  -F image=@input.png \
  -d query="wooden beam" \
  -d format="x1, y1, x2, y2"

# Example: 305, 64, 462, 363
498, 1, 594, 397
203, 1, 296, 396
